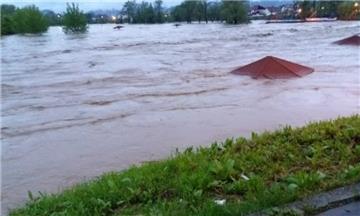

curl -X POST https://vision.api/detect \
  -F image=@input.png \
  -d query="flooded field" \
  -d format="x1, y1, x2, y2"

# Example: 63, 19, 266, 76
2, 21, 359, 213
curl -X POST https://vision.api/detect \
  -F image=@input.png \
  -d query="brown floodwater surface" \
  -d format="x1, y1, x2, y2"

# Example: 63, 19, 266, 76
1, 21, 360, 214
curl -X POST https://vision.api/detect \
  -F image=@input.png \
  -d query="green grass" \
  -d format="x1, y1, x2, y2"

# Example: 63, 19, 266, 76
10, 115, 360, 216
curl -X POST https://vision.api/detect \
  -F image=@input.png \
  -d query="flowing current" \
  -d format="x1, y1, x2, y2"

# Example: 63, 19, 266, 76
1, 21, 360, 214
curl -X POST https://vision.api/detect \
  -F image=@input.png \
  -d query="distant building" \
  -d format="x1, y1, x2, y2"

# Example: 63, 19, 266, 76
250, 5, 272, 18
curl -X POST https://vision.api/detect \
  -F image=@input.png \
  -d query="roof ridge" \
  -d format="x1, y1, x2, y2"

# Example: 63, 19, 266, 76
271, 56, 303, 77
258, 56, 272, 77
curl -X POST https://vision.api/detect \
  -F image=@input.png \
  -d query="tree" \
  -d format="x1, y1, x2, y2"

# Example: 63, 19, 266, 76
135, 1, 155, 23
221, 1, 249, 24
337, 1, 359, 20
154, 0, 164, 23
200, 0, 209, 23
170, 5, 182, 22
62, 3, 88, 33
181, 0, 197, 23
12, 5, 49, 34
208, 1, 221, 22
42, 10, 62, 26
296, 0, 316, 19
1, 4, 16, 35
122, 0, 137, 23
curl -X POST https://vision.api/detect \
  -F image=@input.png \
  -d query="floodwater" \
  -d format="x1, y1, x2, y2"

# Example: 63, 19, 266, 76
1, 21, 359, 214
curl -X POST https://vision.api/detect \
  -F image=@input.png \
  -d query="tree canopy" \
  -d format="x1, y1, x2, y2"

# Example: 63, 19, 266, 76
221, 1, 249, 24
62, 3, 88, 33
1, 4, 16, 35
11, 5, 49, 34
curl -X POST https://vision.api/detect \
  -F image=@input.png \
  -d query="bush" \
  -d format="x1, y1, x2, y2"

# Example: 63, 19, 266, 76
62, 3, 88, 34
12, 5, 49, 34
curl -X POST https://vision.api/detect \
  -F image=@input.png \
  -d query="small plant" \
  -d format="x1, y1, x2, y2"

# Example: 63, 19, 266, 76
62, 3, 88, 34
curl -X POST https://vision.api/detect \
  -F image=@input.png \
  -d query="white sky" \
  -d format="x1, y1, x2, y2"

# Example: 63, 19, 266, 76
0, 0, 183, 12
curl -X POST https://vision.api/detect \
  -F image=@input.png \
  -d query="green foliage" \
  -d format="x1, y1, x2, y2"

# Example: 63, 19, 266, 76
1, 4, 16, 35
171, 0, 217, 24
221, 0, 249, 24
154, 0, 164, 23
122, 0, 164, 24
122, 0, 137, 23
10, 115, 360, 215
42, 10, 62, 26
11, 5, 48, 34
208, 1, 222, 22
62, 3, 88, 34
136, 1, 155, 23
1, 15, 15, 35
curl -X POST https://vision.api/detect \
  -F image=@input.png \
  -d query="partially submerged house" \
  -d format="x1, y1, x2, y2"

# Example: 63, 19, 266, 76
334, 35, 360, 46
231, 56, 314, 79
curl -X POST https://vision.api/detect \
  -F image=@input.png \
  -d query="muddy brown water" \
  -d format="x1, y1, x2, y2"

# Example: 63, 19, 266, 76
1, 21, 360, 214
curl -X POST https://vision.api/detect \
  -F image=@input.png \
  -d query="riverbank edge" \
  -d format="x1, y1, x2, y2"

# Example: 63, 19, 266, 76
9, 114, 360, 216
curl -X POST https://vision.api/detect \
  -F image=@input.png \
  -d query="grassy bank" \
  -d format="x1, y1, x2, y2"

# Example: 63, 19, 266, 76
10, 115, 360, 216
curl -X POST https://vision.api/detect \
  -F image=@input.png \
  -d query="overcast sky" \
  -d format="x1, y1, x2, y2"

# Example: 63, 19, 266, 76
0, 0, 183, 12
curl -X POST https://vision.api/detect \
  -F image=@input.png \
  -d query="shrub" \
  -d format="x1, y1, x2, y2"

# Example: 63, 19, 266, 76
12, 5, 49, 34
62, 3, 88, 34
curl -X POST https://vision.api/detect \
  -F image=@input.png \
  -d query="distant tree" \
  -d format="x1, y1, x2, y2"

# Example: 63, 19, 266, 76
85, 12, 95, 23
170, 0, 222, 23
182, 0, 197, 23
221, 1, 249, 24
122, 0, 137, 23
337, 1, 359, 20
171, 5, 185, 22
297, 0, 316, 19
202, 0, 209, 23
154, 0, 164, 23
193, 0, 209, 23
136, 1, 155, 23
1, 4, 16, 35
12, 5, 49, 34
208, 1, 221, 22
62, 3, 88, 33
42, 10, 62, 26
1, 4, 15, 14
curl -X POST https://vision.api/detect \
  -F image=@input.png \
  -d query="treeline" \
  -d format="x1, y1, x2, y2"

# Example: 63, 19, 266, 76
1, 3, 87, 35
2, 1, 358, 36
1, 0, 250, 36
1, 4, 48, 35
296, 0, 360, 20
122, 0, 249, 24
121, 0, 165, 23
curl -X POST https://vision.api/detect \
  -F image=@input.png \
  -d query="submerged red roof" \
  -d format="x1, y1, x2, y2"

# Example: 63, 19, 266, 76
334, 35, 360, 46
231, 56, 314, 79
